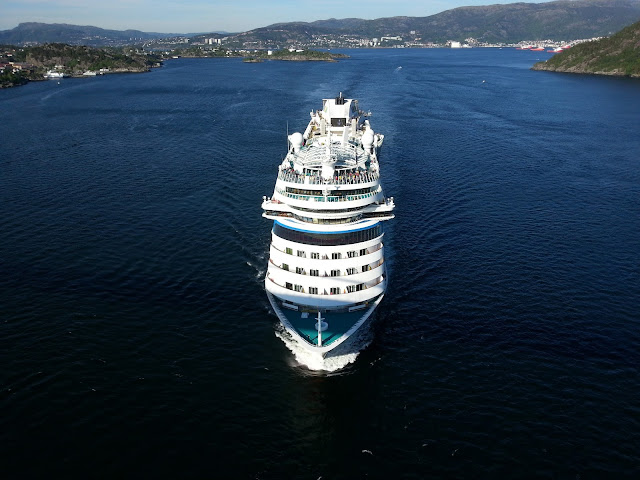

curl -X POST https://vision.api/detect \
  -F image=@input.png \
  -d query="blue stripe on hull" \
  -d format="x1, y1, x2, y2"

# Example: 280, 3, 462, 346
274, 220, 379, 235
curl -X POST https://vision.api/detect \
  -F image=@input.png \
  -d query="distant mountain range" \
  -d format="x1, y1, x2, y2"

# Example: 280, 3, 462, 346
0, 22, 179, 46
2, 0, 640, 47
232, 0, 640, 44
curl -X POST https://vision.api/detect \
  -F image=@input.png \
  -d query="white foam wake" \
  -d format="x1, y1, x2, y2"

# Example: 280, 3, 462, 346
274, 324, 373, 372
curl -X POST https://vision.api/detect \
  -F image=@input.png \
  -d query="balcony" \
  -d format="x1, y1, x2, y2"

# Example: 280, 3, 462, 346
266, 271, 386, 296
268, 256, 384, 276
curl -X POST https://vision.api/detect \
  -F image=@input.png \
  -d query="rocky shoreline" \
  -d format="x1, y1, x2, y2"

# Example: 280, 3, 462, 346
1, 64, 159, 88
532, 63, 640, 78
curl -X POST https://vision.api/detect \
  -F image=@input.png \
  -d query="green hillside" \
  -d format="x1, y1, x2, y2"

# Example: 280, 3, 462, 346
532, 20, 640, 76
14, 43, 161, 73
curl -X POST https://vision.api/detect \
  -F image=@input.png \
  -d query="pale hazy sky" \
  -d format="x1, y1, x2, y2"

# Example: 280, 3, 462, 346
1, 0, 556, 33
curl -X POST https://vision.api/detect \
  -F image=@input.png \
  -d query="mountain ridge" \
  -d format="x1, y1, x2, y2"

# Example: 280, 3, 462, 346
0, 22, 181, 46
2, 0, 640, 46
238, 0, 640, 44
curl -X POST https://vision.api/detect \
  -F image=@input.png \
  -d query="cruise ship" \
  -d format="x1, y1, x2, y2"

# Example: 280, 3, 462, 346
262, 94, 395, 357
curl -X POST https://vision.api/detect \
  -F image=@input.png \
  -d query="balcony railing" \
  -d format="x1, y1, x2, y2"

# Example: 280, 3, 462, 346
269, 257, 384, 276
275, 188, 379, 203
277, 168, 379, 185
266, 271, 385, 295
270, 242, 384, 259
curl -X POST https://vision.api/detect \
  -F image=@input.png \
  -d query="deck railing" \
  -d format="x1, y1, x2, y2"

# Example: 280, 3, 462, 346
277, 168, 379, 185
270, 242, 383, 260
275, 188, 379, 203
266, 271, 385, 295
268, 257, 384, 276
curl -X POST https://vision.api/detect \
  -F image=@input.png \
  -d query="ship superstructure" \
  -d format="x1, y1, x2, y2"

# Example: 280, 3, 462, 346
262, 93, 394, 357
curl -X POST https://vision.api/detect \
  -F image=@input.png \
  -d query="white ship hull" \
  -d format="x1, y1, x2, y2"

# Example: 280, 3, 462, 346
262, 94, 394, 361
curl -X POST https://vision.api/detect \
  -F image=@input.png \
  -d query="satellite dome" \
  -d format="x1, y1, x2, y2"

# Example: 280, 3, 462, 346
362, 129, 374, 149
289, 132, 303, 147
289, 132, 304, 151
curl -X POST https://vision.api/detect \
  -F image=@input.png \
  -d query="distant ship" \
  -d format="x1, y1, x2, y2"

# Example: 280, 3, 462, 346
44, 70, 65, 79
262, 94, 395, 358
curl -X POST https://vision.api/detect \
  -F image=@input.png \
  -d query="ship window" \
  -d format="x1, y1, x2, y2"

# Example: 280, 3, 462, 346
360, 248, 367, 256
330, 287, 340, 295
294, 284, 303, 292
286, 282, 293, 290
331, 117, 346, 127
309, 287, 318, 294
296, 267, 304, 274
356, 283, 364, 291
362, 265, 369, 272
347, 268, 356, 275
332, 252, 341, 260
282, 263, 289, 271
297, 250, 305, 257
347, 251, 357, 258
331, 269, 340, 277
311, 252, 320, 259
285, 247, 293, 255
310, 269, 319, 276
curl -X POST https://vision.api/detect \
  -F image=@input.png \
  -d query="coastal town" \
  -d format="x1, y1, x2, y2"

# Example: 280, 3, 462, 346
0, 33, 604, 88
146, 32, 600, 52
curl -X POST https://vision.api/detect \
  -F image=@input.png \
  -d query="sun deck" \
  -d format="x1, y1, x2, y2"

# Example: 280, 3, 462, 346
291, 140, 370, 168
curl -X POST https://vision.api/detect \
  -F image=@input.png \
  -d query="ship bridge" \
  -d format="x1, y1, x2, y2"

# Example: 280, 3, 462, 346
322, 92, 358, 128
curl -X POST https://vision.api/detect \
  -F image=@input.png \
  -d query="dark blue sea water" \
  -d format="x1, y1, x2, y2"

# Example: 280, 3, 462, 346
1, 49, 639, 478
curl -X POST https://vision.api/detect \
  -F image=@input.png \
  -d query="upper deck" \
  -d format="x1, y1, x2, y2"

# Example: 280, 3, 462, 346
277, 167, 379, 186
288, 138, 372, 168
283, 93, 383, 184
264, 94, 394, 222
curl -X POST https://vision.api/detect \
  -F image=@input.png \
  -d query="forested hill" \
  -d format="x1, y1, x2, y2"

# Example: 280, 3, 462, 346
532, 20, 640, 76
18, 43, 160, 72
